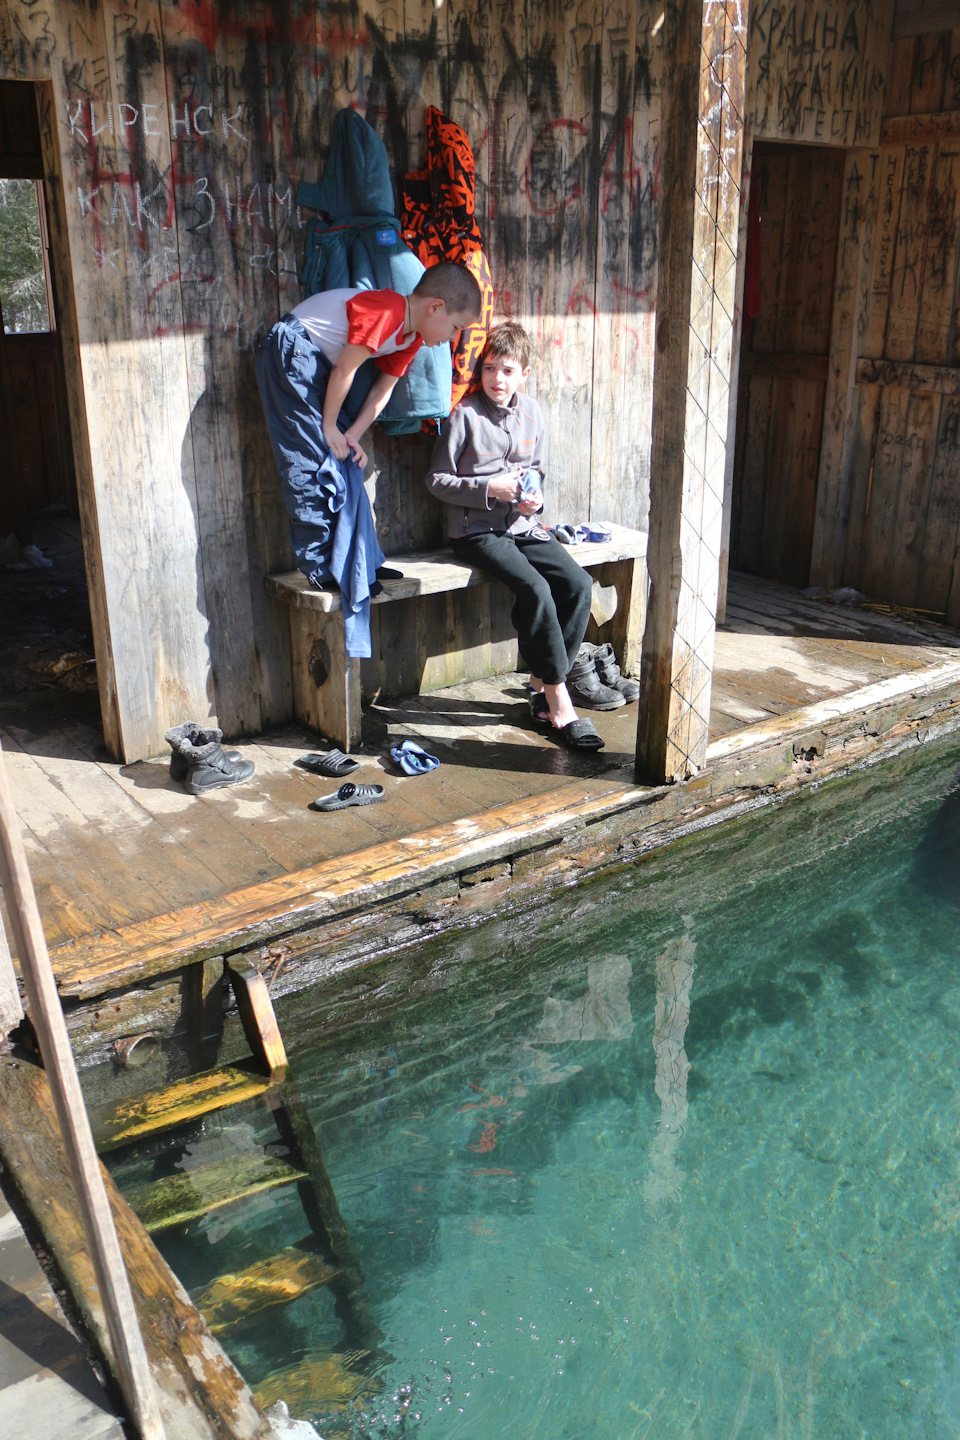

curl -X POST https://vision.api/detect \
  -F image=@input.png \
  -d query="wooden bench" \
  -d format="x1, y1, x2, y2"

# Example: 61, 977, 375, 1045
266, 523, 647, 750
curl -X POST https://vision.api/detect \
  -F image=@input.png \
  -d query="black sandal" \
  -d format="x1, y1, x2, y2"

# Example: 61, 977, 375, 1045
527, 689, 551, 725
311, 782, 385, 811
554, 717, 604, 750
296, 750, 359, 778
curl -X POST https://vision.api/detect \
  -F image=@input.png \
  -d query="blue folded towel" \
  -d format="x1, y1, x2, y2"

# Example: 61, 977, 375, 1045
389, 738, 440, 775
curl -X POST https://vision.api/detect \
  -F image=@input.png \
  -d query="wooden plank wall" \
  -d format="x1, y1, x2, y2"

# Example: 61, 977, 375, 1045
731, 144, 845, 587
0, 0, 667, 758
725, 1, 892, 593
830, 25, 960, 619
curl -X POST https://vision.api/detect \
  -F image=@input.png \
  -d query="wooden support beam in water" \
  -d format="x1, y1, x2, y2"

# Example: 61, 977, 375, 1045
227, 957, 289, 1074
0, 738, 165, 1440
636, 0, 750, 784
0, 1054, 271, 1439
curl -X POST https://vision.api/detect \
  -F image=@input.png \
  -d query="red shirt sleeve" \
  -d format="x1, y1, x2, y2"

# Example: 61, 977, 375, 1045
374, 335, 424, 376
345, 290, 407, 351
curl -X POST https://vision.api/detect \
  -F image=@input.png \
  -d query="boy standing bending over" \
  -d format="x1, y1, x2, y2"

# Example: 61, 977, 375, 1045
256, 263, 482, 656
424, 322, 602, 750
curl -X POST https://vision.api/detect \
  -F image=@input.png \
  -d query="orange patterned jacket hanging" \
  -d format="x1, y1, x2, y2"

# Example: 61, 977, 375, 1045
402, 107, 494, 408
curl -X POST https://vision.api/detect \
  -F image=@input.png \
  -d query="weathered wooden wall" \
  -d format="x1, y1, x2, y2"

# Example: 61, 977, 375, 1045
822, 24, 960, 618
731, 143, 844, 587
0, 0, 666, 759
725, 1, 892, 593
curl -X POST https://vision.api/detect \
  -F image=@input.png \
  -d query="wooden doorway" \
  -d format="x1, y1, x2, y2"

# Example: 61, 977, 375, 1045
0, 80, 98, 738
730, 143, 845, 589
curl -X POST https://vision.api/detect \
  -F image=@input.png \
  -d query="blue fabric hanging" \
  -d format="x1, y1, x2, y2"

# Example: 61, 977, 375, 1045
297, 109, 452, 432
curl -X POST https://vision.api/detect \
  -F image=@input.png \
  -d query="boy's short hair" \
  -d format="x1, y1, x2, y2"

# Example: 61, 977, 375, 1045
413, 262, 482, 317
482, 321, 534, 370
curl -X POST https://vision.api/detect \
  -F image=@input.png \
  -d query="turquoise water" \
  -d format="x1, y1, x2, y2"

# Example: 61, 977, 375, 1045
108, 735, 960, 1438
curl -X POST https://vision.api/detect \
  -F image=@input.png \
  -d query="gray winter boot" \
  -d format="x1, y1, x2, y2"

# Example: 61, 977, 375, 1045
565, 645, 626, 710
591, 641, 640, 703
169, 741, 243, 782
165, 722, 255, 795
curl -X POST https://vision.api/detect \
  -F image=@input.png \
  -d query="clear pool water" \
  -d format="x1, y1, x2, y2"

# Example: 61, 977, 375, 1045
108, 734, 960, 1438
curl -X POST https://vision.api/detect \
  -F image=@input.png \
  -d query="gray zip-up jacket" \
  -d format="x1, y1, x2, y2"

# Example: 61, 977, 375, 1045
423, 389, 546, 539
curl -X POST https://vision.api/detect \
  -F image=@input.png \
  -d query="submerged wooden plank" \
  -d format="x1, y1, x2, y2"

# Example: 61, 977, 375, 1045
90, 1062, 279, 1151
0, 1057, 270, 1440
194, 1247, 338, 1333
127, 1154, 307, 1233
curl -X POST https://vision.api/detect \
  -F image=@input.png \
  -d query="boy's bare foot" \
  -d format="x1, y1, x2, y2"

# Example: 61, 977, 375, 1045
542, 680, 579, 730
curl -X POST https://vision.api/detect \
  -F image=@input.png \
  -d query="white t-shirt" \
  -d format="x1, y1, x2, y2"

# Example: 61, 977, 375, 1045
291, 288, 422, 375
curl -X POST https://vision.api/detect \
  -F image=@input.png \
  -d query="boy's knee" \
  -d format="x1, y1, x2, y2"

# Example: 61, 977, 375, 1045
574, 568, 593, 602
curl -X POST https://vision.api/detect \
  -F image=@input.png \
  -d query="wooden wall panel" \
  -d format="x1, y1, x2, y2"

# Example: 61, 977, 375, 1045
1, 0, 668, 758
730, 144, 844, 588
833, 23, 960, 612
748, 0, 891, 148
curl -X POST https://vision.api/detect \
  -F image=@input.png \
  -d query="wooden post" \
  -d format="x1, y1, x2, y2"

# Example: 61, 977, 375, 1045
0, 738, 164, 1440
636, 0, 750, 784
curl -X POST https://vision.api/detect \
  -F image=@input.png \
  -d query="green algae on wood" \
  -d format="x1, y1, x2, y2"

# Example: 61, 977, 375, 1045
127, 1152, 307, 1232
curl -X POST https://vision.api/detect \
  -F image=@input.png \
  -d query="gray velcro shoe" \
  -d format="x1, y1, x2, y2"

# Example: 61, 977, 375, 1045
565, 645, 626, 710
592, 642, 640, 703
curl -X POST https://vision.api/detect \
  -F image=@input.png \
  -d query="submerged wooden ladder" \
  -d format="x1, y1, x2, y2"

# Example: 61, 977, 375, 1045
89, 957, 382, 1412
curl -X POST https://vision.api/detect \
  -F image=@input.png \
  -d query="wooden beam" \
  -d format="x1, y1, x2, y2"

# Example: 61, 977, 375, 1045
892, 0, 960, 40
636, 0, 750, 784
856, 357, 960, 395
226, 958, 288, 1074
880, 111, 960, 145
0, 739, 164, 1440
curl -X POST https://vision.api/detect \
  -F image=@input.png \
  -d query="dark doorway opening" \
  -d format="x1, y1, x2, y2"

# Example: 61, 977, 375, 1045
0, 79, 99, 737
730, 142, 845, 589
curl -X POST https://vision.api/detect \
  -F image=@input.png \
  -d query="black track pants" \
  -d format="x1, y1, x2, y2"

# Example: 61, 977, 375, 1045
451, 532, 593, 685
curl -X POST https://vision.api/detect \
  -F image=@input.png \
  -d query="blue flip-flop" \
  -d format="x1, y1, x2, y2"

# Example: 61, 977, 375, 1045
389, 738, 440, 775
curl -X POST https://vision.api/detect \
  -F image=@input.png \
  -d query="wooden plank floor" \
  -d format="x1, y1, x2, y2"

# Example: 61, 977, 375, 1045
3, 570, 958, 957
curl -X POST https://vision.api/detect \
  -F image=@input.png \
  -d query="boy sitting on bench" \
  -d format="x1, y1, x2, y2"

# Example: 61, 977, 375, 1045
423, 321, 604, 750
256, 263, 482, 656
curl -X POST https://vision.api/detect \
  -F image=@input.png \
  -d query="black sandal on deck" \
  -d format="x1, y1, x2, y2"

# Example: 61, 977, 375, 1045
528, 689, 551, 725
554, 717, 604, 750
312, 782, 385, 812
296, 750, 359, 778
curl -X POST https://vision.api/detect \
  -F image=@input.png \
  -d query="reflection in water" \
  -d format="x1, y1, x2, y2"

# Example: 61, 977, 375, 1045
912, 766, 960, 905
644, 926, 695, 1210
535, 956, 634, 1042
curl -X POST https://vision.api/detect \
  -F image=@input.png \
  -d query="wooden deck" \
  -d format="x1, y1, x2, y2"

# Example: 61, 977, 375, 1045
2, 569, 957, 956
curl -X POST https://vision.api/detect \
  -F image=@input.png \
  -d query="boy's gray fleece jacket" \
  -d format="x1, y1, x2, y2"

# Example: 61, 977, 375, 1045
424, 389, 545, 539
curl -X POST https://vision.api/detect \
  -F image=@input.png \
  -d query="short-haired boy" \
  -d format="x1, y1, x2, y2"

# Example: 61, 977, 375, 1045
424, 321, 603, 749
256, 263, 481, 655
